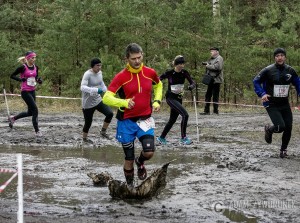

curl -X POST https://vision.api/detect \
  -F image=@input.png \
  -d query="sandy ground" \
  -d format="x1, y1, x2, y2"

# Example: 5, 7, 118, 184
0, 107, 299, 223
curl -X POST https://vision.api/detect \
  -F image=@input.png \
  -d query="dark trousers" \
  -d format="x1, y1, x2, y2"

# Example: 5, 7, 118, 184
160, 97, 189, 139
266, 104, 293, 150
82, 101, 113, 133
15, 90, 39, 132
204, 82, 221, 113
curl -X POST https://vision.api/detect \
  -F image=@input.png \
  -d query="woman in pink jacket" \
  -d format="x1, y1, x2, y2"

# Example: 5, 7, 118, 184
10, 51, 43, 137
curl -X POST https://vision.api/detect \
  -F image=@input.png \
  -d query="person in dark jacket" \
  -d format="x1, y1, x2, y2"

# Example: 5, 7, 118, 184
253, 48, 300, 158
201, 47, 224, 115
156, 55, 196, 145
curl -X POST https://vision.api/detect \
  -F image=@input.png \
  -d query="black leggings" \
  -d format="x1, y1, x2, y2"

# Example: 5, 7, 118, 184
15, 90, 39, 133
82, 101, 113, 133
266, 104, 293, 150
160, 97, 189, 139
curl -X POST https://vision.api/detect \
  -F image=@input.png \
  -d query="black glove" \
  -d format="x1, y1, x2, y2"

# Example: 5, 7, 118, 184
188, 84, 195, 91
21, 78, 27, 82
36, 77, 43, 84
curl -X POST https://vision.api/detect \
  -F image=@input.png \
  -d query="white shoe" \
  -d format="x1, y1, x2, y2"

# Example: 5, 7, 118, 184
36, 131, 43, 137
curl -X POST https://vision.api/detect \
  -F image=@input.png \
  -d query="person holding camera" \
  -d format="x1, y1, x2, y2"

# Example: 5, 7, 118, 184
201, 47, 224, 115
156, 55, 196, 145
9, 51, 43, 137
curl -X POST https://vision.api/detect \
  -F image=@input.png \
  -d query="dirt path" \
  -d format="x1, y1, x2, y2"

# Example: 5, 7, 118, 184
0, 109, 299, 223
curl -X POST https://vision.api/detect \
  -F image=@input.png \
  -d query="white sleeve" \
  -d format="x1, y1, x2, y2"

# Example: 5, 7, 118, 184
99, 77, 107, 92
80, 72, 98, 94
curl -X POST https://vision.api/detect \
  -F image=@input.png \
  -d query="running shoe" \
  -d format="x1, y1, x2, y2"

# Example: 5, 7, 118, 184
181, 137, 192, 145
199, 112, 210, 115
156, 136, 167, 145
101, 131, 111, 140
264, 124, 272, 144
135, 157, 147, 180
280, 150, 287, 158
83, 138, 93, 144
8, 115, 15, 129
36, 131, 43, 137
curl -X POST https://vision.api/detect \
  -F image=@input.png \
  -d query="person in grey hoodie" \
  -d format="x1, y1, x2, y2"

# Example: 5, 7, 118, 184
80, 58, 113, 143
201, 47, 224, 115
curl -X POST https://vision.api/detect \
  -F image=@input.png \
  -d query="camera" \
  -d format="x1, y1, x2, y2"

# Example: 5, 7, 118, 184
202, 62, 208, 65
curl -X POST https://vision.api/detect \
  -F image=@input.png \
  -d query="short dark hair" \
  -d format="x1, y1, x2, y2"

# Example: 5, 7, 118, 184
90, 58, 101, 68
125, 43, 143, 58
273, 48, 286, 57
210, 47, 219, 51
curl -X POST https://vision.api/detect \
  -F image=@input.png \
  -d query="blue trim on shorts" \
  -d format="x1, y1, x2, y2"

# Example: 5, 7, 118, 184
116, 119, 154, 143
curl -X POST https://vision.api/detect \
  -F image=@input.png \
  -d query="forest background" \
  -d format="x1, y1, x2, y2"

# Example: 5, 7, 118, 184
1, 0, 300, 107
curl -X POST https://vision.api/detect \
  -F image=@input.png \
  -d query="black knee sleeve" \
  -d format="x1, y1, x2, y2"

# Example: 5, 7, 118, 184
273, 125, 285, 133
122, 142, 135, 160
139, 135, 155, 152
104, 112, 113, 123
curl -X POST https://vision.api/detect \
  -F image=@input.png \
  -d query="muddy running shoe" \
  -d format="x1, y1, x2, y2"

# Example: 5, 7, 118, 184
156, 136, 167, 145
135, 158, 147, 180
199, 112, 210, 115
181, 137, 192, 145
8, 115, 15, 129
36, 131, 43, 137
264, 124, 272, 144
280, 150, 288, 158
35, 131, 43, 143
101, 131, 111, 140
125, 175, 134, 188
83, 138, 93, 144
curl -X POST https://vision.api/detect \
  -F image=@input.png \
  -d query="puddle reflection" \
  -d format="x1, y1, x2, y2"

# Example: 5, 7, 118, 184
0, 145, 215, 209
223, 209, 258, 223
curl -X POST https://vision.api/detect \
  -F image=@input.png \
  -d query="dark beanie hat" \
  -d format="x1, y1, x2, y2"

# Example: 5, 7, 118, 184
91, 58, 101, 67
210, 47, 219, 51
273, 48, 286, 57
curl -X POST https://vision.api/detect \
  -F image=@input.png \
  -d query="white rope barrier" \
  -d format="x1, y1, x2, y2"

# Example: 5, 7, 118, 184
2, 92, 300, 110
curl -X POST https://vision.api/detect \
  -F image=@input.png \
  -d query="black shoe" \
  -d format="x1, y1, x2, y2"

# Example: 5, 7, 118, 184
280, 150, 287, 158
200, 112, 210, 115
213, 111, 219, 115
125, 175, 134, 187
135, 157, 147, 180
101, 131, 111, 140
264, 125, 272, 144
83, 138, 94, 144
8, 116, 15, 129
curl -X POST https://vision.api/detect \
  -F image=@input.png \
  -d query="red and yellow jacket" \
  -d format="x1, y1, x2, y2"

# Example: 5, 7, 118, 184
103, 63, 163, 120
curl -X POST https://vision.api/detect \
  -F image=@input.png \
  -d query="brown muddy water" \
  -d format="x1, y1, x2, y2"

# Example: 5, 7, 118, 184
0, 110, 299, 222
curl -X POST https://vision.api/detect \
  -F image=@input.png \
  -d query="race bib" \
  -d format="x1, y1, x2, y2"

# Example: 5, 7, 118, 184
27, 77, 36, 86
273, 85, 289, 97
170, 84, 184, 94
90, 92, 98, 96
137, 117, 155, 132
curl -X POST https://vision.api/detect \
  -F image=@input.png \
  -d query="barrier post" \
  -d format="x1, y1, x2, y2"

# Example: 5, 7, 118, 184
17, 154, 23, 223
193, 95, 200, 143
